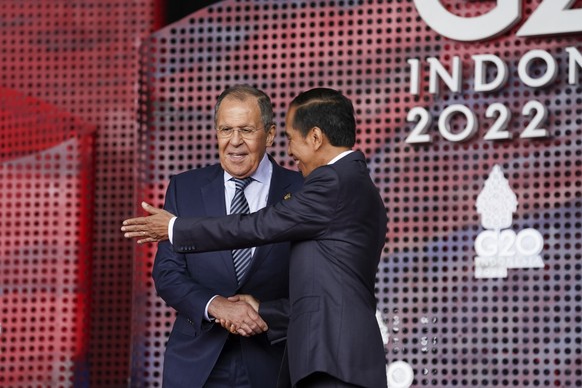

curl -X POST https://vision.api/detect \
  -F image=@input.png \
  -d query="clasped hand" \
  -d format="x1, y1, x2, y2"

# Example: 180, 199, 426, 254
209, 294, 267, 337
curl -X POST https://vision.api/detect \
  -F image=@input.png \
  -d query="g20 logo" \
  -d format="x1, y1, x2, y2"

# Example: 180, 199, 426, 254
413, 0, 582, 42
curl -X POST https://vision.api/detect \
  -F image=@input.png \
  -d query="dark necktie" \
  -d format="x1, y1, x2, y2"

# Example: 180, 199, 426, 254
230, 177, 254, 284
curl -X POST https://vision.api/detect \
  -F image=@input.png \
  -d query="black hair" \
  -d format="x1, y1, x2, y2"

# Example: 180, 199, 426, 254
289, 88, 356, 147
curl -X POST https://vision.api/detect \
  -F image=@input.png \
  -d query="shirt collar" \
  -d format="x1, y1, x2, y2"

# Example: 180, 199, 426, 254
327, 150, 354, 165
224, 153, 271, 184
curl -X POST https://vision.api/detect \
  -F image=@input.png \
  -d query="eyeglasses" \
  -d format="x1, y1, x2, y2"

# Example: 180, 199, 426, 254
216, 127, 264, 139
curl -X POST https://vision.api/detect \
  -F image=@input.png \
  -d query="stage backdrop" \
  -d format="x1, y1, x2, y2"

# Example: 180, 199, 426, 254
1, 1, 579, 387
132, 1, 582, 387
0, 1, 157, 386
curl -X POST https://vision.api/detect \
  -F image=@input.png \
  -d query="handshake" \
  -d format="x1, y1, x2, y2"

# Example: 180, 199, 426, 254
119, 203, 268, 337
210, 294, 268, 337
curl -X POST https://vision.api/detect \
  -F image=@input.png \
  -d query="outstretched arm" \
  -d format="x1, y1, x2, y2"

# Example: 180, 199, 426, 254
122, 167, 338, 250
172, 166, 338, 253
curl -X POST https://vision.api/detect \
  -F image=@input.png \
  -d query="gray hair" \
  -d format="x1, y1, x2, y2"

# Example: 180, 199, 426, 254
214, 84, 274, 131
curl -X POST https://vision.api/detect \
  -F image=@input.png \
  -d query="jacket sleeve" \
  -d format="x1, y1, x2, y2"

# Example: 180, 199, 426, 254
173, 166, 339, 253
152, 177, 215, 333
259, 298, 290, 345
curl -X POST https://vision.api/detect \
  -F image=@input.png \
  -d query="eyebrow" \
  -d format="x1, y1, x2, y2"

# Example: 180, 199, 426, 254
218, 125, 254, 130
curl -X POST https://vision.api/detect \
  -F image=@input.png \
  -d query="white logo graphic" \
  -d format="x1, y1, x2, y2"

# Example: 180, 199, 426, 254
387, 361, 414, 388
474, 165, 545, 278
413, 0, 582, 42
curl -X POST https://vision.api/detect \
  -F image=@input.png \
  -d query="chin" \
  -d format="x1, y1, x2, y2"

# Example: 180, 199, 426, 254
227, 163, 254, 176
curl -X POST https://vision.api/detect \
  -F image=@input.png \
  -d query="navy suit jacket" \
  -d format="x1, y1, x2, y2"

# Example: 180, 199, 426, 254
173, 151, 388, 388
153, 157, 303, 388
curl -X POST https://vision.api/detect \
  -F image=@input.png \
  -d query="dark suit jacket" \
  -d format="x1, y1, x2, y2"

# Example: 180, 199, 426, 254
173, 151, 388, 388
153, 157, 303, 388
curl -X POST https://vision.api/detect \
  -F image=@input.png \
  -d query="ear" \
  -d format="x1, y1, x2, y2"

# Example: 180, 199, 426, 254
265, 124, 276, 146
309, 127, 324, 150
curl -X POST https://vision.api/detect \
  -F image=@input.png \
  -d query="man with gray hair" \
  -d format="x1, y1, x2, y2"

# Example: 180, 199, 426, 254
151, 84, 303, 387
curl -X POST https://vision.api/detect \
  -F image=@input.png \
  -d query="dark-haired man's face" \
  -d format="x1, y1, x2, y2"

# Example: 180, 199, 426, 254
285, 107, 318, 177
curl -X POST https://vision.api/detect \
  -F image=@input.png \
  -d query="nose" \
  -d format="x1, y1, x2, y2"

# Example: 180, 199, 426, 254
230, 129, 244, 145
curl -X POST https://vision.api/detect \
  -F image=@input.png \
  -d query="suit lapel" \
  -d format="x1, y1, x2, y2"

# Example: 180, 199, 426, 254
265, 157, 295, 207
200, 168, 227, 217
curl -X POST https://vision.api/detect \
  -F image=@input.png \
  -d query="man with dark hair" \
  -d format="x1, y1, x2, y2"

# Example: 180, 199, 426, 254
123, 88, 388, 387
151, 84, 303, 388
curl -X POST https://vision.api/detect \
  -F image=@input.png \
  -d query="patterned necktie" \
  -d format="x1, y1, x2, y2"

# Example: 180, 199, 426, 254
230, 177, 254, 284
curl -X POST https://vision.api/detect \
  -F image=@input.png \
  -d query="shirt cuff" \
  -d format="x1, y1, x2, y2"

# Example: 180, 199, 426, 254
168, 216, 177, 244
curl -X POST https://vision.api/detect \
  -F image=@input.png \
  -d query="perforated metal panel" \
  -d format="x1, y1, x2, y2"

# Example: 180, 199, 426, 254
132, 1, 582, 386
0, 90, 95, 387
0, 1, 156, 386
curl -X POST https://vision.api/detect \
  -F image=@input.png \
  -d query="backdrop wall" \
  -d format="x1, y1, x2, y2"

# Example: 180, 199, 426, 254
1, 1, 580, 387
0, 1, 157, 386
